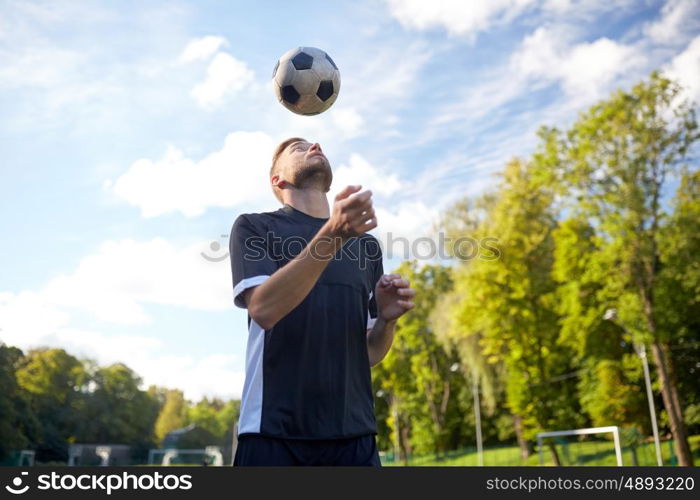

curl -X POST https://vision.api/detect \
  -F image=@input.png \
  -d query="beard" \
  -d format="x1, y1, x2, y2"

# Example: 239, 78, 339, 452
290, 156, 333, 192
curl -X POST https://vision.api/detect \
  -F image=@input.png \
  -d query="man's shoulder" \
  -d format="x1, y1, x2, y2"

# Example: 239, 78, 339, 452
232, 207, 285, 230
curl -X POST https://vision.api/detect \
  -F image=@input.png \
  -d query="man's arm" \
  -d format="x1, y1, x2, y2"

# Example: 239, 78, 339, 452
366, 318, 397, 367
244, 186, 376, 330
366, 274, 415, 366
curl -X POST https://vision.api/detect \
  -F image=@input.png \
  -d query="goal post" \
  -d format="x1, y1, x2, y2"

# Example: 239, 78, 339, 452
536, 426, 623, 466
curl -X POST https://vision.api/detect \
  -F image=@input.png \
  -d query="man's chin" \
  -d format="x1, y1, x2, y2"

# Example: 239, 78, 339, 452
294, 162, 332, 188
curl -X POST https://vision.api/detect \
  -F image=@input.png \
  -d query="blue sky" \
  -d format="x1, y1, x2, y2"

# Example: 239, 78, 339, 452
1, 0, 699, 400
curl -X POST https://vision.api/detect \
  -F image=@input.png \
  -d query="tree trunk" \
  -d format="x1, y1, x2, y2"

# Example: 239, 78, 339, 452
513, 414, 531, 460
639, 267, 694, 466
650, 342, 694, 466
547, 442, 561, 466
400, 424, 411, 466
630, 445, 639, 466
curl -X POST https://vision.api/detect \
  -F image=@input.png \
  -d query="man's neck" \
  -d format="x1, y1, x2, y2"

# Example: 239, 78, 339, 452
284, 188, 330, 218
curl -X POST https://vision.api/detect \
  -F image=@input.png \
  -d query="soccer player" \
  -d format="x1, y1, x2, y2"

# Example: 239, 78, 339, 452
229, 137, 416, 466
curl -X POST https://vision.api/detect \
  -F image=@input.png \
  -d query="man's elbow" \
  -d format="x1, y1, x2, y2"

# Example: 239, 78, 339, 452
248, 302, 276, 330
245, 288, 276, 330
368, 353, 385, 368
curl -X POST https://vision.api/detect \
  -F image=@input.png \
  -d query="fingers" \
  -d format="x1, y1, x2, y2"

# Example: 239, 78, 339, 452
380, 276, 410, 289
344, 190, 376, 233
334, 185, 362, 202
392, 278, 410, 288
345, 189, 372, 205
330, 186, 376, 238
397, 300, 415, 310
361, 217, 378, 232
343, 189, 373, 212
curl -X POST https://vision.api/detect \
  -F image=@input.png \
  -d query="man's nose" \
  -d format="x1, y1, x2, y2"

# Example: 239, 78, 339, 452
309, 142, 322, 152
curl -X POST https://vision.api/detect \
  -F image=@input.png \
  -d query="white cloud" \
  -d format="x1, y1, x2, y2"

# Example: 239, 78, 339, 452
373, 201, 441, 261
665, 35, 700, 105
383, 0, 638, 39
644, 0, 700, 45
514, 27, 644, 103
0, 322, 245, 400
427, 27, 644, 140
540, 0, 636, 17
42, 238, 232, 324
179, 35, 228, 63
337, 39, 436, 122
113, 131, 278, 217
330, 154, 402, 198
56, 330, 245, 400
383, 0, 536, 39
331, 107, 365, 138
0, 291, 71, 344
191, 52, 255, 109
0, 237, 245, 400
138, 354, 245, 401
2, 237, 232, 328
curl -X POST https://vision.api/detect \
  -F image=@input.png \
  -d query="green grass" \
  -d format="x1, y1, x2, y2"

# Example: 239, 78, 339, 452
382, 435, 700, 466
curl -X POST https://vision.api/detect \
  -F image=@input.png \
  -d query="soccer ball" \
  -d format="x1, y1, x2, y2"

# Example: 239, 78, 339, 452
272, 47, 341, 116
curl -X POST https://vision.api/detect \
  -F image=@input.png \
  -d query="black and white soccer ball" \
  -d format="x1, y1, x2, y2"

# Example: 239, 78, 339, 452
272, 47, 341, 116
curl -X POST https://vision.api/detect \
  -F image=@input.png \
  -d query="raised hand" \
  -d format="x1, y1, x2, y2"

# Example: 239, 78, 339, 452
325, 185, 377, 240
375, 273, 415, 322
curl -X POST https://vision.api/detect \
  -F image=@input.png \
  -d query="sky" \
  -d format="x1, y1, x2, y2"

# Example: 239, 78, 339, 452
1, 0, 699, 401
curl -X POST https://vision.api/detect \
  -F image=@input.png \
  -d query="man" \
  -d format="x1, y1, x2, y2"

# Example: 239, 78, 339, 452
229, 137, 416, 466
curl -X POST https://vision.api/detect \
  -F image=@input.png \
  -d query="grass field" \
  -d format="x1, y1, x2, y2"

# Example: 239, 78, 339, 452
381, 435, 700, 466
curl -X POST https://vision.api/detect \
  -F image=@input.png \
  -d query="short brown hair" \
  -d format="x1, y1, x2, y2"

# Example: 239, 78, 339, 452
270, 137, 306, 203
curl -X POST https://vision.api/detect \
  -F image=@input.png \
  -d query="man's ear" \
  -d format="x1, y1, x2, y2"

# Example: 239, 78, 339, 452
272, 175, 289, 189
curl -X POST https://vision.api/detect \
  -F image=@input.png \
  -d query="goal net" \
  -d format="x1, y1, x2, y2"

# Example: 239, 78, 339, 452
536, 426, 623, 466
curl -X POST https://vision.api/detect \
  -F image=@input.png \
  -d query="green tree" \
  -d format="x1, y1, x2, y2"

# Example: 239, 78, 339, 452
154, 389, 188, 445
434, 194, 528, 458
188, 397, 240, 442
552, 216, 647, 430
447, 158, 584, 464
77, 363, 159, 460
542, 73, 698, 465
15, 348, 88, 462
657, 168, 700, 435
0, 344, 39, 462
372, 261, 469, 461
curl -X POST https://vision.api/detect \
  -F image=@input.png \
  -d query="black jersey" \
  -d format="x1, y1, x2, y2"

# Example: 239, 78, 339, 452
229, 203, 383, 440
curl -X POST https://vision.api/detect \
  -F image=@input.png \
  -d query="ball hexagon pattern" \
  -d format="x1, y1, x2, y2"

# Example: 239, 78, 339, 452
272, 47, 341, 116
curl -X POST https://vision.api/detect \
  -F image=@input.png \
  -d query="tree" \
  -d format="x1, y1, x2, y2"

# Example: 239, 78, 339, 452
15, 348, 88, 462
154, 389, 188, 445
447, 158, 585, 464
0, 344, 39, 462
542, 73, 698, 465
657, 168, 700, 436
372, 261, 469, 461
434, 194, 527, 458
77, 363, 159, 461
552, 217, 648, 431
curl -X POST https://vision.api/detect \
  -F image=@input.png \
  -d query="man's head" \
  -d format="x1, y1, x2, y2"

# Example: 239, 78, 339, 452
270, 137, 333, 204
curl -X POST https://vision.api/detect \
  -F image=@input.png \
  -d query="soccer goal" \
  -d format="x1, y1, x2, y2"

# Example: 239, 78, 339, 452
536, 426, 623, 466
148, 446, 224, 466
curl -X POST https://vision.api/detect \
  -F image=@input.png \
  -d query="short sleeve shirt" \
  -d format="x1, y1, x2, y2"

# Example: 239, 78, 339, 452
229, 203, 383, 440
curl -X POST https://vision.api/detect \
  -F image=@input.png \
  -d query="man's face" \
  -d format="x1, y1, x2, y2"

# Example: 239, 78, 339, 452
276, 140, 333, 192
